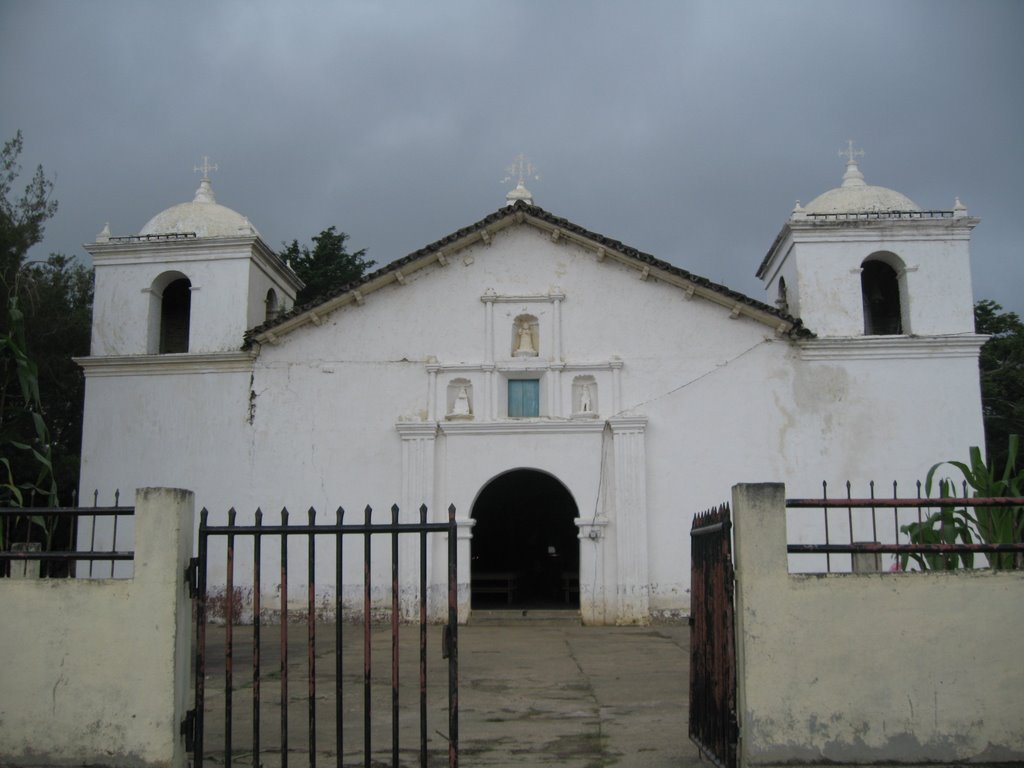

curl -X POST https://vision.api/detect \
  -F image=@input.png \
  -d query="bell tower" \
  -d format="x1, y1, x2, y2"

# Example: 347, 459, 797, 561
757, 144, 979, 339
84, 159, 302, 357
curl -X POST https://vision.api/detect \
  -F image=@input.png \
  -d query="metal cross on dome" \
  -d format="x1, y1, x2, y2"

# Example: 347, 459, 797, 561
503, 153, 540, 187
839, 140, 864, 165
193, 155, 218, 180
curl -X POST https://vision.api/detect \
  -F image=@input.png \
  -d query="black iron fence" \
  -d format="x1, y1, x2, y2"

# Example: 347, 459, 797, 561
689, 503, 737, 768
787, 481, 1024, 573
0, 492, 133, 578
191, 503, 459, 768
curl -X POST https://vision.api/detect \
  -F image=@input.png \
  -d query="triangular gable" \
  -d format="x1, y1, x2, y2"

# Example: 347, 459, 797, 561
245, 200, 807, 348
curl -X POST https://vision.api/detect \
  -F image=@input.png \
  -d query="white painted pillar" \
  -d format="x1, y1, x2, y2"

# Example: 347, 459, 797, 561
574, 516, 609, 625
455, 518, 475, 624
426, 364, 439, 421
610, 357, 623, 413
482, 363, 495, 421
550, 364, 563, 418
396, 422, 438, 619
482, 290, 495, 363
608, 415, 649, 623
551, 291, 563, 361
551, 291, 564, 416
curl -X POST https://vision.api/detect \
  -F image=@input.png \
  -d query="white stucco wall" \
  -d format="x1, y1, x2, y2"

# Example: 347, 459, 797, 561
732, 483, 1024, 765
0, 489, 194, 768
77, 217, 986, 624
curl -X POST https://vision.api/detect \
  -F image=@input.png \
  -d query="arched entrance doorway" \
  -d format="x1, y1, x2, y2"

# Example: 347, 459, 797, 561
471, 469, 580, 609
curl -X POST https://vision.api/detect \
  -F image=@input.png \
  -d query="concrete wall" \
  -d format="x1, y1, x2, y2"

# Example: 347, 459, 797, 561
0, 488, 194, 768
731, 483, 1024, 766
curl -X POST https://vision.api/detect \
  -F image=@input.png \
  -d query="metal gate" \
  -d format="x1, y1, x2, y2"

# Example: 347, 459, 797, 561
689, 503, 738, 768
185, 503, 459, 768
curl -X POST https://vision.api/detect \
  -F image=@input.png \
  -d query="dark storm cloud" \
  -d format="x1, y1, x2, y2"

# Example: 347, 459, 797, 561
2, 0, 1022, 314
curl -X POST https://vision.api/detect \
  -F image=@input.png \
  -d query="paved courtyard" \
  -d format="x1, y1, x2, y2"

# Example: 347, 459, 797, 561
197, 615, 705, 767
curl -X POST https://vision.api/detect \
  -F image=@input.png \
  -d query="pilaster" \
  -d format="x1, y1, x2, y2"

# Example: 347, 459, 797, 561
575, 516, 610, 624
608, 415, 649, 623
455, 519, 476, 624
610, 357, 623, 413
396, 422, 438, 618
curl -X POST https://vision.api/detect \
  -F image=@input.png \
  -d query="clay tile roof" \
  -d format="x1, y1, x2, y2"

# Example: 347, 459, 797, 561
244, 200, 807, 348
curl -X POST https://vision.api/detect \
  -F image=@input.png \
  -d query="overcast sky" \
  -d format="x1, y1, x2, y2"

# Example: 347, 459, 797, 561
2, 0, 1022, 318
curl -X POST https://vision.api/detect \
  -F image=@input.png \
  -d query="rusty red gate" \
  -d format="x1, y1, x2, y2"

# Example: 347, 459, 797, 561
689, 503, 738, 768
185, 503, 459, 768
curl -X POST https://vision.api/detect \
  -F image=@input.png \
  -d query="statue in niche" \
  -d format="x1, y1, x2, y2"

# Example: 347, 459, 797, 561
580, 385, 592, 413
573, 377, 597, 417
452, 385, 472, 416
514, 320, 537, 356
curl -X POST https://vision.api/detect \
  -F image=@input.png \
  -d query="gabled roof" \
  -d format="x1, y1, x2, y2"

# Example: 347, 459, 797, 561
244, 201, 808, 349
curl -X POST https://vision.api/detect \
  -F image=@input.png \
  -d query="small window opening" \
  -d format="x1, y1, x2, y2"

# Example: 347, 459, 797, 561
508, 379, 540, 418
265, 288, 280, 323
776, 277, 789, 314
861, 260, 902, 335
160, 278, 191, 353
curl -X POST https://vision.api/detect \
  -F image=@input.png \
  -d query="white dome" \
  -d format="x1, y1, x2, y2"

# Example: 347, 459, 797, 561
803, 156, 919, 214
140, 178, 260, 238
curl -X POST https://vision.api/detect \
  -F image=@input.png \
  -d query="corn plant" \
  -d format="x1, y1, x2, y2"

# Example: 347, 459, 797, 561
903, 435, 1024, 570
900, 503, 975, 571
0, 291, 58, 552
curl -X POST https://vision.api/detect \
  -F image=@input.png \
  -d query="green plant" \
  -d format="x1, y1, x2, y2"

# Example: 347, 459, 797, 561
0, 293, 57, 503
902, 435, 1024, 570
900, 503, 975, 571
0, 291, 58, 554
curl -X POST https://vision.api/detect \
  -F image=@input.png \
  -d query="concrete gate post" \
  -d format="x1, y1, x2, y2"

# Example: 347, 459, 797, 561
0, 486, 195, 768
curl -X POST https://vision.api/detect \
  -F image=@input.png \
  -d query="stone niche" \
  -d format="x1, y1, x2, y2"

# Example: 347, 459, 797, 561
511, 314, 539, 357
572, 375, 598, 418
446, 378, 474, 420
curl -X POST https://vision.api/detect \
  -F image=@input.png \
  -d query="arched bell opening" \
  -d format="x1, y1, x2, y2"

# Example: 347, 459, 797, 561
147, 271, 192, 354
861, 253, 906, 335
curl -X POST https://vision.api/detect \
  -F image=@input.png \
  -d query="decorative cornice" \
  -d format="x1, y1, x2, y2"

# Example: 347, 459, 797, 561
425, 359, 621, 375
798, 334, 986, 361
758, 215, 980, 279
574, 517, 609, 540
75, 352, 256, 377
480, 291, 566, 304
498, 360, 558, 374
85, 235, 303, 292
607, 415, 648, 433
395, 422, 439, 439
439, 420, 607, 436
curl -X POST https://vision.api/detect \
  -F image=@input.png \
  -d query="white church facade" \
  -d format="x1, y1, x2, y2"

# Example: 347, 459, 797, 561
77, 152, 986, 624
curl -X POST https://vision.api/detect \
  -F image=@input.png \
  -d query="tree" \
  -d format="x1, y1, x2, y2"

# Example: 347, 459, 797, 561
975, 299, 1024, 469
282, 226, 374, 306
0, 132, 68, 507
1, 132, 58, 311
